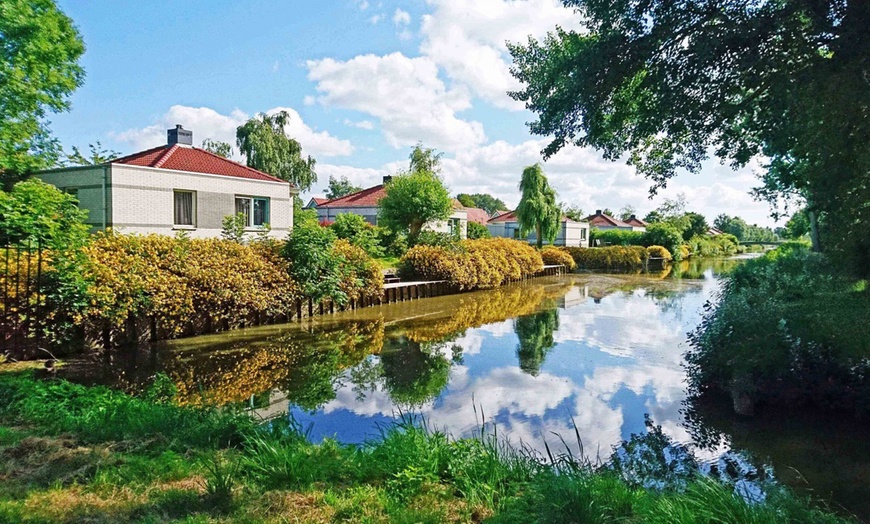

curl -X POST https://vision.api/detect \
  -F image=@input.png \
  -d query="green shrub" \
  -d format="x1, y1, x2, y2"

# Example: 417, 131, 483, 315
398, 238, 543, 290
686, 234, 738, 258
410, 230, 460, 248
590, 229, 645, 247
563, 246, 649, 270
0, 179, 89, 250
642, 223, 685, 261
467, 221, 492, 239
687, 245, 870, 414
331, 213, 384, 258
540, 246, 577, 270
646, 245, 673, 260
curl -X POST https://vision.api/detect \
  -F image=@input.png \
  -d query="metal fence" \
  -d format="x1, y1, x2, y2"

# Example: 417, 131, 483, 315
1, 241, 46, 358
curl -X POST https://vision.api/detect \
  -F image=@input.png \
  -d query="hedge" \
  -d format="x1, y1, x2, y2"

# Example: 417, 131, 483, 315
398, 238, 544, 290
562, 246, 649, 270
541, 246, 577, 270
646, 245, 673, 260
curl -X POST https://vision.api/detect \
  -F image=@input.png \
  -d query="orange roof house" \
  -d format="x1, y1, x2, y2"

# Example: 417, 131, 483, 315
36, 125, 295, 239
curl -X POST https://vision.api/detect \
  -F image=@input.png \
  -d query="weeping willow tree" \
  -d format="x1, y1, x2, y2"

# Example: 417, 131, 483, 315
516, 164, 561, 248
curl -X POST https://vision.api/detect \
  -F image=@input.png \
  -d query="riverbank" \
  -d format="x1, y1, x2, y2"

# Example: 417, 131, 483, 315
0, 368, 851, 523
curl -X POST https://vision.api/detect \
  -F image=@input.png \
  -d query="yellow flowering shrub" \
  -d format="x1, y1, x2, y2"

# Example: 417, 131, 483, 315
646, 245, 673, 260
332, 239, 385, 302
398, 238, 544, 290
563, 246, 650, 270
540, 246, 577, 270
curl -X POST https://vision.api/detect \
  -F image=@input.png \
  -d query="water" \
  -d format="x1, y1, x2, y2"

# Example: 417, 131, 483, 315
63, 258, 870, 521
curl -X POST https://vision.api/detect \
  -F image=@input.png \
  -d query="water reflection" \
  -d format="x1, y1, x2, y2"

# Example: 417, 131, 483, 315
57, 258, 867, 519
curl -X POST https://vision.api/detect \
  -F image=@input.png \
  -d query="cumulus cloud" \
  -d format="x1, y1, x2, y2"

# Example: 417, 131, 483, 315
419, 0, 581, 109
393, 8, 411, 26
306, 53, 486, 151
111, 105, 353, 159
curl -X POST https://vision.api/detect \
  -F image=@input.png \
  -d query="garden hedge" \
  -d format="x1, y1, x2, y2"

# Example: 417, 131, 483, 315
398, 238, 544, 290
540, 246, 577, 270
562, 246, 650, 270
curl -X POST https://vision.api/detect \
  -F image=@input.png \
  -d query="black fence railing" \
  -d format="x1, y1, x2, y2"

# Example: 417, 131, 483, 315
1, 241, 46, 359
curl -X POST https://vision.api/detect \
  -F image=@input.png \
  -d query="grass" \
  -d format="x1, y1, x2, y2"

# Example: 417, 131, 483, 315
0, 368, 856, 523
374, 255, 401, 270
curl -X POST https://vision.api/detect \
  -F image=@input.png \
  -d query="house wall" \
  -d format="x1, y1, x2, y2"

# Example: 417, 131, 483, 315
425, 210, 468, 239
36, 166, 111, 231
486, 220, 589, 247
38, 164, 294, 239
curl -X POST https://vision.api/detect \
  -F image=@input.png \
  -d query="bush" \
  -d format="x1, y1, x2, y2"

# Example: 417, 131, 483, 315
687, 245, 870, 415
0, 179, 89, 250
467, 221, 491, 239
686, 234, 739, 258
74, 234, 300, 339
641, 223, 685, 261
410, 230, 460, 249
590, 229, 645, 247
330, 213, 384, 258
563, 246, 649, 270
398, 238, 543, 290
540, 246, 577, 270
646, 245, 673, 260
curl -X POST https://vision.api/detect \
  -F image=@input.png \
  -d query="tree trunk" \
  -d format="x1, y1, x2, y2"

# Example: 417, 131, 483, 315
409, 221, 423, 239
808, 209, 821, 252
536, 223, 543, 249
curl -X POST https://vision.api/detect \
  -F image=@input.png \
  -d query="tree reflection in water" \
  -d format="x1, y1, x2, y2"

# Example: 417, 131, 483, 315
514, 304, 560, 376
379, 337, 455, 407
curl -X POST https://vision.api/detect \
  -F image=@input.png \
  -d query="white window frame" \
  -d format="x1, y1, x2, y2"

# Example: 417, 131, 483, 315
234, 195, 270, 229
173, 190, 197, 228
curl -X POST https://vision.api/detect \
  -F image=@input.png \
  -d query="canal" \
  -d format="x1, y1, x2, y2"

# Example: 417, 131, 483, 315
62, 257, 870, 521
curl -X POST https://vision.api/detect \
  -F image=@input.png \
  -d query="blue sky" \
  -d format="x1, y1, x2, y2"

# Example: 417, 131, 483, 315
52, 0, 782, 226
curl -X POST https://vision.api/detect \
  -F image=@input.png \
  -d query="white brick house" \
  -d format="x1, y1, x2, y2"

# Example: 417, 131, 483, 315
487, 210, 590, 247
36, 126, 296, 239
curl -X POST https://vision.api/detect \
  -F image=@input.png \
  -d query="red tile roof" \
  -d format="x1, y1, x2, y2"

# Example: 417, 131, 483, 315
584, 212, 631, 228
318, 185, 386, 208
112, 145, 288, 184
308, 197, 330, 206
463, 207, 491, 225
624, 216, 648, 227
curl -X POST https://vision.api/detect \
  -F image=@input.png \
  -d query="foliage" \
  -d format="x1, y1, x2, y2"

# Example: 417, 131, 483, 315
330, 213, 384, 257
331, 239, 384, 304
515, 308, 559, 376
325, 175, 362, 200
641, 224, 685, 261
564, 246, 649, 270
220, 213, 248, 243
516, 164, 560, 249
236, 111, 316, 191
646, 245, 672, 260
785, 209, 811, 239
686, 234, 739, 258
409, 230, 460, 249
683, 212, 709, 241
456, 193, 507, 215
561, 204, 585, 222
591, 228, 645, 247
687, 245, 870, 415
284, 223, 346, 304
399, 238, 544, 291
0, 179, 89, 249
0, 0, 85, 185
408, 142, 443, 175
380, 338, 451, 406
540, 246, 576, 270
466, 221, 491, 239
62, 141, 119, 166
201, 138, 233, 158
618, 205, 636, 221
375, 226, 408, 258
377, 170, 453, 238
74, 234, 300, 339
713, 214, 779, 242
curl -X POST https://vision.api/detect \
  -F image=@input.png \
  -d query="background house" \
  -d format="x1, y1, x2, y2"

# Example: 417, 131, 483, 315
36, 125, 295, 239
584, 210, 646, 232
315, 176, 469, 238
487, 210, 590, 247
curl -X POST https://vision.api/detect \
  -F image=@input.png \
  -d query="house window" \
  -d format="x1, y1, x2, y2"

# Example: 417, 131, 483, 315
235, 196, 270, 228
448, 218, 461, 237
580, 227, 587, 241
174, 190, 196, 227
512, 228, 521, 239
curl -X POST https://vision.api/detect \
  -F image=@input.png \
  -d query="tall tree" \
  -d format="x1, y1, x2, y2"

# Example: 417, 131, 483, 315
408, 142, 443, 175
63, 142, 119, 166
201, 138, 232, 158
236, 111, 316, 191
682, 212, 709, 241
516, 164, 560, 249
325, 175, 362, 200
509, 0, 870, 268
378, 170, 452, 238
1, 0, 85, 186
618, 205, 637, 221
561, 204, 585, 222
455, 193, 508, 215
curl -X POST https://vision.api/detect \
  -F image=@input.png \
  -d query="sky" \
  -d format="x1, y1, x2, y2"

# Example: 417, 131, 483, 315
51, 0, 781, 227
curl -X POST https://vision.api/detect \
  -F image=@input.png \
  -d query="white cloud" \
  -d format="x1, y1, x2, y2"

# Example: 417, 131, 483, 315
356, 0, 370, 10
393, 8, 411, 26
343, 118, 375, 130
419, 0, 581, 110
111, 105, 354, 159
369, 13, 383, 24
306, 52, 486, 151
